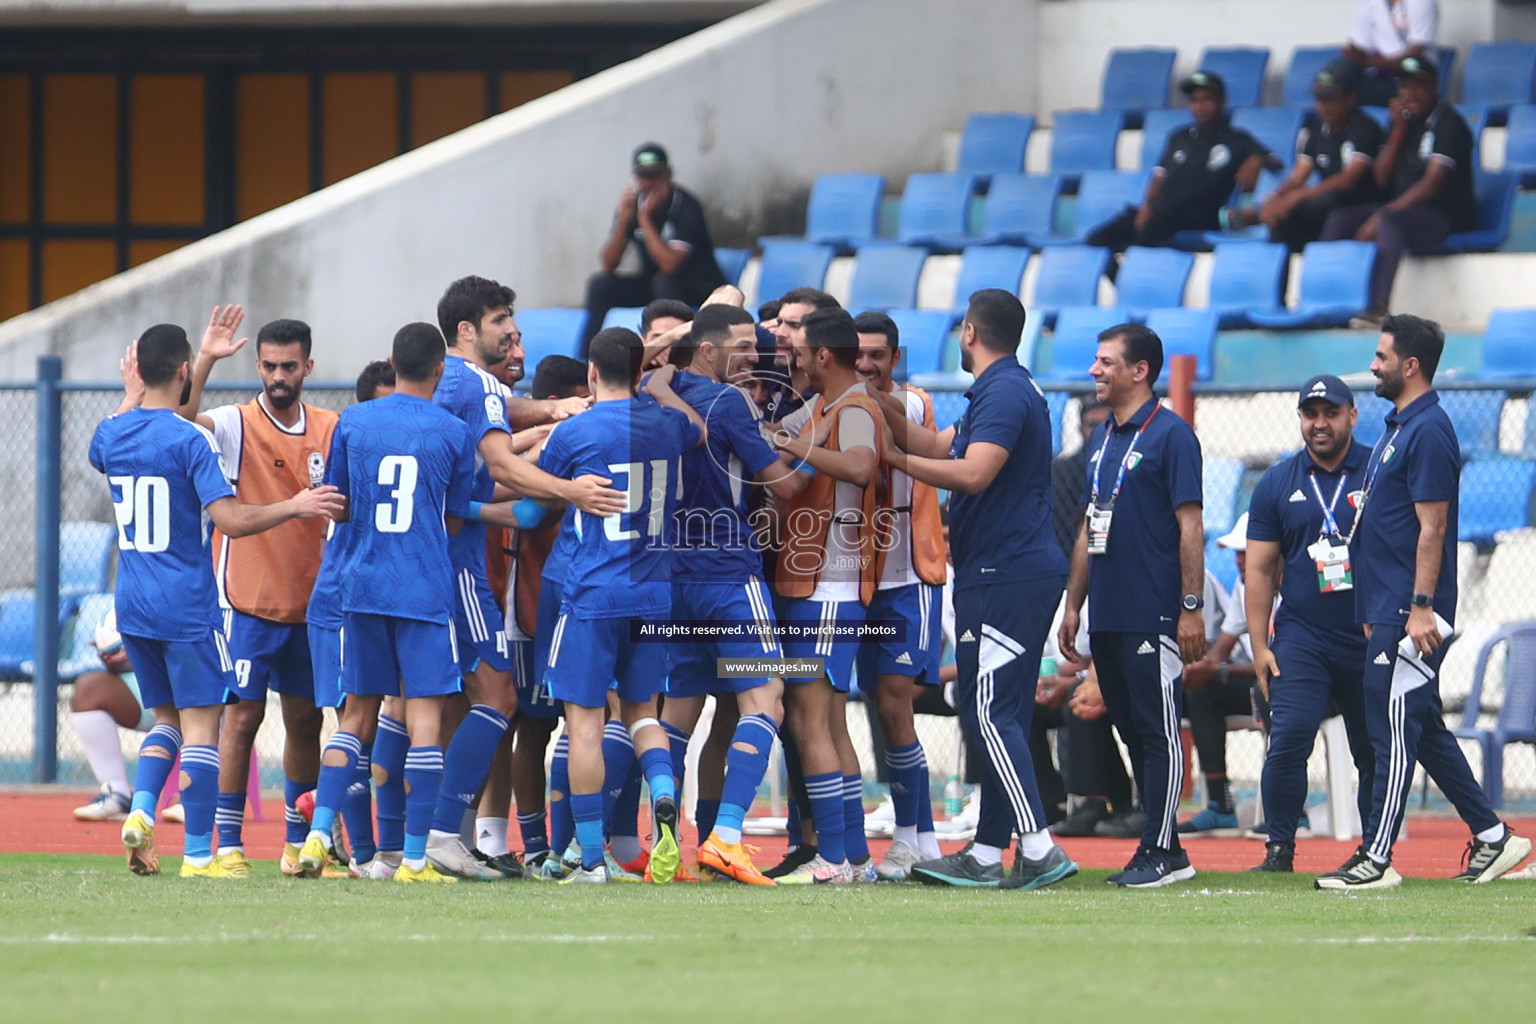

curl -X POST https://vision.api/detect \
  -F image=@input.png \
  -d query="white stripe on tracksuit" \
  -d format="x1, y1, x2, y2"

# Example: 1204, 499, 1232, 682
1157, 636, 1185, 850
744, 579, 777, 654
458, 569, 489, 643
1369, 692, 1411, 863
977, 623, 1036, 834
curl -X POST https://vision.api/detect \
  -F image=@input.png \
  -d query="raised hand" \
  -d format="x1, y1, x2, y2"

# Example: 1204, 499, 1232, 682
200, 305, 249, 362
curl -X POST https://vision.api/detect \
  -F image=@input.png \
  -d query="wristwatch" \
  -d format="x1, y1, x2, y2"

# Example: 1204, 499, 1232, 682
1410, 593, 1434, 608
1181, 593, 1205, 612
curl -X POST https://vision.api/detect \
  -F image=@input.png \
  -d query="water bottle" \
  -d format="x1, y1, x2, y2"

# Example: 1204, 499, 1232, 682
1039, 656, 1058, 679
944, 773, 964, 818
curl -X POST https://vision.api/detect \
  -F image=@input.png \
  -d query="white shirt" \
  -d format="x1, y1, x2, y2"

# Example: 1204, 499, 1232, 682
877, 387, 928, 590
1351, 0, 1438, 58
1219, 575, 1255, 664
205, 393, 309, 486
809, 382, 877, 604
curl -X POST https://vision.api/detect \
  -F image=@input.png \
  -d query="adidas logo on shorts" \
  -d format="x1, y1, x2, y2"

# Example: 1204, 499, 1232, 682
959, 630, 976, 643
1288, 489, 1307, 502
894, 652, 913, 666
1136, 640, 1155, 655
1373, 652, 1391, 665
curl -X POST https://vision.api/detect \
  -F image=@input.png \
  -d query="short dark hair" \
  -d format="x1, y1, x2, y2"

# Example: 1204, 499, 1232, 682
802, 307, 859, 369
436, 276, 515, 344
757, 299, 782, 323
853, 310, 899, 351
530, 355, 589, 400
640, 299, 694, 334
392, 322, 447, 383
354, 360, 395, 403
588, 327, 643, 388
672, 303, 755, 368
777, 287, 840, 311
1382, 313, 1445, 383
136, 324, 191, 388
1099, 322, 1164, 384
256, 318, 312, 358
965, 289, 1026, 354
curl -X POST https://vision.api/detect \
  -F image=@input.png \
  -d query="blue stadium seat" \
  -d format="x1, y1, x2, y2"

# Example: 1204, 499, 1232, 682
1501, 105, 1536, 186
1144, 308, 1219, 381
756, 241, 835, 301
1197, 47, 1270, 108
1440, 390, 1505, 457
0, 590, 36, 681
1481, 308, 1536, 381
950, 246, 1031, 321
1101, 48, 1176, 127
1463, 41, 1536, 125
1430, 172, 1518, 254
600, 306, 644, 332
889, 172, 976, 250
714, 247, 750, 286
1114, 246, 1194, 319
1451, 621, 1536, 807
516, 308, 588, 370
1231, 107, 1305, 166
1457, 105, 1489, 165
957, 113, 1036, 185
1283, 47, 1339, 108
791, 173, 884, 251
958, 173, 1059, 247
1458, 456, 1536, 543
1206, 242, 1289, 327
846, 245, 928, 312
1361, 106, 1394, 131
49, 593, 117, 683
1049, 110, 1124, 183
886, 308, 954, 381
1030, 170, 1149, 247
1246, 240, 1375, 329
1205, 534, 1240, 593
59, 521, 117, 600
1353, 391, 1394, 448
1432, 45, 1458, 86
1139, 108, 1187, 170
1039, 307, 1129, 382
1046, 391, 1070, 456
1203, 457, 1246, 536
1031, 245, 1112, 320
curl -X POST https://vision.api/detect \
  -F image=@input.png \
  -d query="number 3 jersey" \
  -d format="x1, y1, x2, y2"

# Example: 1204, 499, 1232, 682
537, 397, 701, 620
89, 407, 236, 642
325, 392, 476, 625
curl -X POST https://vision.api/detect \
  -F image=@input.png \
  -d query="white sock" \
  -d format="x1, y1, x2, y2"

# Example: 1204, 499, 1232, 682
970, 843, 1004, 866
1476, 823, 1507, 844
1019, 829, 1055, 860
917, 831, 942, 860
183, 854, 212, 868
72, 710, 130, 795
307, 828, 333, 850
476, 817, 509, 857
893, 824, 919, 849
428, 828, 457, 840
610, 835, 642, 863
403, 856, 426, 871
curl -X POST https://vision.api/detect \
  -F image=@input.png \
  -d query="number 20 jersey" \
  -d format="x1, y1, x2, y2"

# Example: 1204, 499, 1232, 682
89, 407, 235, 642
325, 393, 476, 625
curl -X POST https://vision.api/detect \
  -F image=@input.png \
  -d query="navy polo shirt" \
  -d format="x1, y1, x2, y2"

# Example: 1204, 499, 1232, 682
947, 355, 1067, 591
1352, 390, 1460, 626
1085, 396, 1204, 635
1246, 441, 1371, 651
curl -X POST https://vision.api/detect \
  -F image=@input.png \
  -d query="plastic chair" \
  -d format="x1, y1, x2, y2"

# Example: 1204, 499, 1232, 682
958, 173, 1059, 247
1247, 240, 1375, 329
1114, 246, 1194, 319
1101, 48, 1176, 127
1049, 110, 1124, 183
1231, 107, 1305, 165
890, 172, 976, 250
1039, 307, 1130, 382
1206, 242, 1289, 327
1201, 457, 1246, 536
1451, 620, 1536, 806
1457, 105, 1490, 166
949, 246, 1031, 321
599, 306, 644, 332
1205, 534, 1239, 592
1481, 308, 1536, 381
50, 593, 116, 682
1197, 47, 1270, 108
756, 241, 835, 302
1139, 109, 1188, 171
1500, 106, 1536, 187
0, 590, 37, 680
60, 521, 118, 599
713, 247, 750, 286
1458, 456, 1535, 544
1030, 170, 1150, 247
783, 173, 884, 251
1432, 45, 1458, 87
957, 113, 1035, 185
1441, 390, 1506, 458
1283, 47, 1340, 108
846, 245, 928, 312
1462, 41, 1536, 125
1145, 308, 1219, 382
516, 308, 588, 370
1031, 245, 1112, 319
1431, 172, 1518, 254
886, 309, 954, 379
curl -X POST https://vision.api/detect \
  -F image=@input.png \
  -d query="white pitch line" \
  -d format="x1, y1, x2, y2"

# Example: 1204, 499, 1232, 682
0, 933, 654, 946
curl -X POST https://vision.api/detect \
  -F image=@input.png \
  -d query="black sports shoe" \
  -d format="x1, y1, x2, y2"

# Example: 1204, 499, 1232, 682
1315, 846, 1402, 890
911, 842, 1005, 888
764, 844, 818, 879
1051, 798, 1111, 838
1106, 843, 1152, 885
1115, 845, 1196, 889
1452, 827, 1533, 883
1250, 841, 1294, 873
1000, 844, 1079, 891
471, 848, 525, 879
1094, 808, 1147, 839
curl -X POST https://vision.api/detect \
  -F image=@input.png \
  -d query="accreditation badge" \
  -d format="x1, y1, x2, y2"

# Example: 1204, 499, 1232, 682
1308, 538, 1353, 593
1086, 503, 1113, 556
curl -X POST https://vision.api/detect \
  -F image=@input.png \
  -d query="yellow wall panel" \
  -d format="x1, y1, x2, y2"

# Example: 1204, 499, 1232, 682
129, 239, 184, 268
498, 71, 573, 112
42, 75, 118, 224
410, 72, 483, 148
0, 75, 31, 223
235, 73, 310, 221
42, 239, 115, 303
0, 239, 30, 320
130, 75, 205, 225
322, 73, 397, 186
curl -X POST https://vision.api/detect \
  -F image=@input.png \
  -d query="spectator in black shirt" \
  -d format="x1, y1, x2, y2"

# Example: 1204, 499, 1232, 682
1320, 55, 1476, 328
582, 142, 726, 351
1088, 71, 1280, 251
1227, 61, 1385, 250
1049, 394, 1110, 560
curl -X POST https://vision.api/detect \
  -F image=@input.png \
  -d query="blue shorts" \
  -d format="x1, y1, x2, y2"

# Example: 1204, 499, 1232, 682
533, 575, 563, 687
545, 612, 666, 710
453, 567, 511, 673
775, 596, 867, 693
120, 628, 235, 711
668, 578, 783, 698
223, 609, 313, 701
855, 583, 943, 689
307, 623, 343, 710
342, 612, 462, 700
512, 636, 561, 719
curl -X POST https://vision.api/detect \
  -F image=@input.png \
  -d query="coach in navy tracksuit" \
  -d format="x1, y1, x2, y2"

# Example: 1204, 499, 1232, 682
1316, 315, 1531, 890
1244, 374, 1375, 873
1060, 323, 1205, 889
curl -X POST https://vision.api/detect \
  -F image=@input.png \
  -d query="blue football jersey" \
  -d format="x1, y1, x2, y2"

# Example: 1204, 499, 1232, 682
537, 398, 701, 618
326, 393, 476, 624
540, 506, 578, 586
433, 355, 513, 576
305, 518, 352, 631
89, 408, 235, 642
670, 371, 781, 582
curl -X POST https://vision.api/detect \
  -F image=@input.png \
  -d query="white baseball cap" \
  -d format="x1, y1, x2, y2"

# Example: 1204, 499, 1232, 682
1216, 512, 1249, 552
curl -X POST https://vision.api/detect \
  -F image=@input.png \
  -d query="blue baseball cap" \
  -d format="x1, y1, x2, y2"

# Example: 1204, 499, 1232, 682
1298, 373, 1354, 408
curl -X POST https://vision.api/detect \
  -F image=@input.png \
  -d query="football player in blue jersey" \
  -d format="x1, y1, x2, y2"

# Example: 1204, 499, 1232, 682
91, 325, 343, 877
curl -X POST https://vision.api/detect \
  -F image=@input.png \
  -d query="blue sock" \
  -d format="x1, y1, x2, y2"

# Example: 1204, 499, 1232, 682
843, 774, 869, 863
372, 715, 408, 853
695, 799, 720, 845
571, 792, 605, 870
431, 704, 509, 834
550, 734, 573, 853
915, 748, 935, 835
215, 791, 245, 851
179, 744, 219, 862
715, 713, 778, 844
638, 746, 675, 804
311, 732, 361, 844
129, 724, 181, 819
613, 760, 643, 842
403, 746, 443, 865
601, 721, 635, 834
805, 771, 845, 864
786, 799, 804, 848
517, 810, 549, 857
662, 721, 691, 792
284, 779, 315, 846
342, 753, 376, 865
886, 742, 925, 830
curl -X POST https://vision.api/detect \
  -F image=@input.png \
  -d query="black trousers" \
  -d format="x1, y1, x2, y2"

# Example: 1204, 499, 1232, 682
1034, 702, 1135, 811
1320, 203, 1454, 311
1183, 676, 1258, 781
1270, 191, 1354, 251
581, 267, 722, 351
1086, 203, 1221, 252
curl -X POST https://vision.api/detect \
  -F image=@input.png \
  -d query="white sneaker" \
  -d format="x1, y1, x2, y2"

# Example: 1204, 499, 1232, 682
742, 815, 788, 837
777, 854, 852, 885
560, 863, 609, 884
73, 785, 130, 822
161, 803, 185, 824
368, 851, 402, 880
426, 833, 503, 881
935, 789, 979, 842
850, 858, 879, 883
1503, 859, 1536, 880
864, 795, 896, 839
877, 839, 923, 881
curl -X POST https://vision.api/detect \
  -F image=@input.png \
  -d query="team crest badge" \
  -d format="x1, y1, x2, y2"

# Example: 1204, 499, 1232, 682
307, 451, 326, 487
1347, 489, 1365, 509
1381, 445, 1396, 464
1207, 144, 1231, 171
484, 395, 506, 428
1126, 452, 1144, 470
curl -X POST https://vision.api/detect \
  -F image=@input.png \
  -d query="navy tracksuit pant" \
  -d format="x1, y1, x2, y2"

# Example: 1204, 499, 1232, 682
1091, 631, 1185, 852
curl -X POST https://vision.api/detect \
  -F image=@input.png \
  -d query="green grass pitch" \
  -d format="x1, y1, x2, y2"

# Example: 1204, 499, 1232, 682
2, 854, 1534, 1022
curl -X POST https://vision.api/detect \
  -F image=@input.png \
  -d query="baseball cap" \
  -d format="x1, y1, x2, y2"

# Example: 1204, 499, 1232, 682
1394, 54, 1439, 82
1298, 373, 1354, 408
1312, 59, 1361, 100
1179, 70, 1227, 97
1216, 511, 1249, 552
632, 142, 670, 174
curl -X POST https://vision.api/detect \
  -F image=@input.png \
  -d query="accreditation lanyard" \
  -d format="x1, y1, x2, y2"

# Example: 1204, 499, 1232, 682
1308, 469, 1348, 541
1360, 425, 1403, 513
1090, 403, 1161, 509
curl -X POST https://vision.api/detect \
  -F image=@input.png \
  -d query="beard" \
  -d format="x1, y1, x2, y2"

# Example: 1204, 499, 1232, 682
1374, 369, 1404, 401
960, 346, 973, 374
179, 376, 193, 406
265, 383, 299, 410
